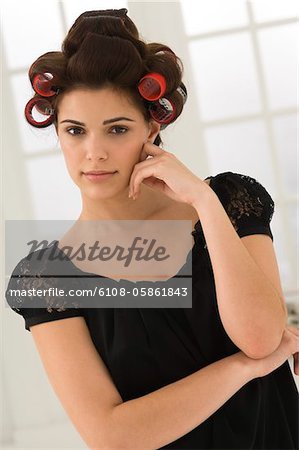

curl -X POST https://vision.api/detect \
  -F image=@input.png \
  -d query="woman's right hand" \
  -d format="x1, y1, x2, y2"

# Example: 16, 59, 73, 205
251, 325, 299, 378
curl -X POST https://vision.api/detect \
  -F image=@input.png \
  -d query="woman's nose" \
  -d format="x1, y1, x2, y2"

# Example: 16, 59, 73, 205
85, 135, 108, 160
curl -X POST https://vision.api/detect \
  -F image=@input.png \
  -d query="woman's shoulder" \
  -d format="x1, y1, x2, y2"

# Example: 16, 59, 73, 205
7, 243, 76, 276
201, 171, 275, 239
5, 243, 81, 312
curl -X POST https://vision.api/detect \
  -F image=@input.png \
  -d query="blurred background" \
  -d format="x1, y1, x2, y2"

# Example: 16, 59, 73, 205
1, 0, 298, 448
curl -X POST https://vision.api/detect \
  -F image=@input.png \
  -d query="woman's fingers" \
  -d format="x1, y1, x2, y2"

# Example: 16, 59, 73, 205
131, 160, 165, 196
286, 327, 299, 375
142, 141, 165, 156
286, 325, 299, 336
129, 160, 161, 198
129, 142, 167, 197
141, 176, 166, 191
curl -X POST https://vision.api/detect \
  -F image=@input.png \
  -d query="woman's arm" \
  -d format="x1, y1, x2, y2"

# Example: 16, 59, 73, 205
106, 351, 254, 450
129, 146, 286, 358
192, 188, 287, 359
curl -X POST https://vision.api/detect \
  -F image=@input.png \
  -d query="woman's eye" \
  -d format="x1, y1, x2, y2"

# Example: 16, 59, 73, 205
66, 127, 84, 136
110, 126, 128, 134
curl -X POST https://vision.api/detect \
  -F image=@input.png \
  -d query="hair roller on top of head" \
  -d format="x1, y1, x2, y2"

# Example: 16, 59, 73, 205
62, 8, 142, 58
82, 8, 128, 17
84, 8, 128, 19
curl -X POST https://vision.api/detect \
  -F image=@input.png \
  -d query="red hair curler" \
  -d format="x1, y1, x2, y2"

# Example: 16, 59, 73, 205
25, 97, 55, 128
32, 73, 60, 97
138, 72, 166, 101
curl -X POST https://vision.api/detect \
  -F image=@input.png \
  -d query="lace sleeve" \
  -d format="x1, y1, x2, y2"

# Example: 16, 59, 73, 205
5, 249, 85, 332
210, 171, 275, 241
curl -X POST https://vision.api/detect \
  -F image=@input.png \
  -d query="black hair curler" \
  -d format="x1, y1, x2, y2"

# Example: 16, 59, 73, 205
147, 82, 188, 127
148, 97, 176, 124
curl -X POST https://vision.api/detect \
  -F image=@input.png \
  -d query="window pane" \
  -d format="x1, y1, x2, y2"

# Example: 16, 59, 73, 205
272, 115, 297, 197
1, 1, 64, 70
190, 32, 261, 120
252, 0, 299, 22
63, 0, 128, 29
10, 74, 58, 154
204, 119, 276, 194
26, 155, 81, 220
180, 0, 248, 35
270, 208, 295, 293
258, 24, 297, 109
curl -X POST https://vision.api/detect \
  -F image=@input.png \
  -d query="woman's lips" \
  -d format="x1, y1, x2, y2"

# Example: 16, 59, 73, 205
83, 172, 117, 182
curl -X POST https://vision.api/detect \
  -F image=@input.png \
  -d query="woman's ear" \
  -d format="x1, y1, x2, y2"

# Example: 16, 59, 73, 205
147, 120, 161, 144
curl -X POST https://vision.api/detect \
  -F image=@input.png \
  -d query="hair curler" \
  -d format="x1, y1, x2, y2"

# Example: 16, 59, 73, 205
25, 97, 55, 128
138, 72, 167, 101
32, 73, 60, 97
147, 83, 187, 126
177, 83, 188, 105
148, 97, 176, 124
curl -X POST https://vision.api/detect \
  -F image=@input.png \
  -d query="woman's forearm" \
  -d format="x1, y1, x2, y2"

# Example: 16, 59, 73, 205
104, 352, 257, 450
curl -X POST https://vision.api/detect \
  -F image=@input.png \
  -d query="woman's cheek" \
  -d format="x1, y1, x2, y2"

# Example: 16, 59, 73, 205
124, 139, 145, 161
61, 150, 81, 183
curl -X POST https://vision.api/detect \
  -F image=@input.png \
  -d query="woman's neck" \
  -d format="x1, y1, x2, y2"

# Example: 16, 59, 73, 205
78, 185, 172, 221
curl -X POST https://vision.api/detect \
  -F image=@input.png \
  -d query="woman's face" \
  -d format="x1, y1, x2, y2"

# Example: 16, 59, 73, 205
56, 87, 160, 200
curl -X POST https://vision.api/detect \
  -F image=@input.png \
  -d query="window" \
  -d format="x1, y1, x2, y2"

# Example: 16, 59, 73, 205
180, 0, 298, 302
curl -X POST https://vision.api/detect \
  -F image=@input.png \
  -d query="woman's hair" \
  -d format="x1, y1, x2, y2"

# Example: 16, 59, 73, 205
27, 8, 186, 146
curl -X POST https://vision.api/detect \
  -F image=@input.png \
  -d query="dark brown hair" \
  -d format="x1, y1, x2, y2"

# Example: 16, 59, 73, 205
27, 8, 186, 146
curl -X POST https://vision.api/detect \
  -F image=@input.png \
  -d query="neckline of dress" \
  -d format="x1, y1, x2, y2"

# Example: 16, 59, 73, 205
48, 243, 193, 284
46, 175, 215, 282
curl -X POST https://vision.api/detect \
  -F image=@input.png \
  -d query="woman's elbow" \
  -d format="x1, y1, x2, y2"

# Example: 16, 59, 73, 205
243, 330, 284, 360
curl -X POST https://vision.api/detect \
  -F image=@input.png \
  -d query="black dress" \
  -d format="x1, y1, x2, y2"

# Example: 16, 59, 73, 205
5, 172, 299, 450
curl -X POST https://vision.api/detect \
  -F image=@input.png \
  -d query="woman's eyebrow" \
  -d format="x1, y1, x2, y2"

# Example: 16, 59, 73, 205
60, 117, 136, 126
60, 119, 85, 125
103, 117, 136, 125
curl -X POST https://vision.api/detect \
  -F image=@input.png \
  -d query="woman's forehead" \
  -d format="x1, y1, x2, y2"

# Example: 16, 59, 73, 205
58, 87, 142, 118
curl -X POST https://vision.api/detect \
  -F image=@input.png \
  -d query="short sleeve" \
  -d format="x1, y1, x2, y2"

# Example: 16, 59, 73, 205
5, 251, 85, 332
210, 171, 275, 241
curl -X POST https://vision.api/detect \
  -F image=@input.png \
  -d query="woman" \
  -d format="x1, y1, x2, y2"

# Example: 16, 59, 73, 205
6, 8, 299, 450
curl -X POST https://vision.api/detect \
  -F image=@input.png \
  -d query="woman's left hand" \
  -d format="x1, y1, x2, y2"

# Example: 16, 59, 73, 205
129, 142, 211, 206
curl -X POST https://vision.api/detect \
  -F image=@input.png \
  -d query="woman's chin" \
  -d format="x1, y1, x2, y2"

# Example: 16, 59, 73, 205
81, 187, 125, 201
